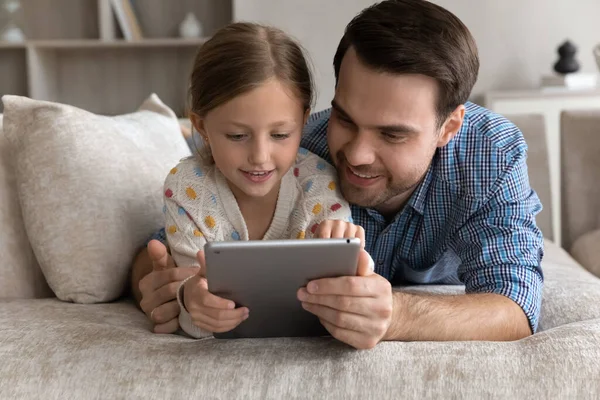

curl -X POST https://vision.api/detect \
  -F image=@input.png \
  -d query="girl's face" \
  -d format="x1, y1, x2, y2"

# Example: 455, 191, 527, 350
191, 78, 309, 202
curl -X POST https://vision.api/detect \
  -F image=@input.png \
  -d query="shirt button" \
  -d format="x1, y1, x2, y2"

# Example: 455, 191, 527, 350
377, 260, 384, 266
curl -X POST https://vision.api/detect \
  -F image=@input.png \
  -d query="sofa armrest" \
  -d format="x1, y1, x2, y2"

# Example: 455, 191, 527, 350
570, 229, 600, 277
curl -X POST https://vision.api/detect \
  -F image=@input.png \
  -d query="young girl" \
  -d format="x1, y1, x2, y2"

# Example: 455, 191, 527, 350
164, 22, 363, 338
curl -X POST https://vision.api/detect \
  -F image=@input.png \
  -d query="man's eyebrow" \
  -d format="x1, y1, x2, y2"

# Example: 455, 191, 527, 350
331, 100, 355, 123
375, 123, 420, 135
331, 100, 420, 135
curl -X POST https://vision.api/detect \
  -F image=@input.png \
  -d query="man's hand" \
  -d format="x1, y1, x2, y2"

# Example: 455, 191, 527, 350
138, 240, 198, 334
297, 250, 393, 349
315, 220, 365, 248
183, 251, 249, 333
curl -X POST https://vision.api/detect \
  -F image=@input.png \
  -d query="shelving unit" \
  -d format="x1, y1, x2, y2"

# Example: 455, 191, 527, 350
0, 0, 232, 116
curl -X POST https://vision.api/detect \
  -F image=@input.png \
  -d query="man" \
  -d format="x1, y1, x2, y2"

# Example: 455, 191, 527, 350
132, 0, 544, 349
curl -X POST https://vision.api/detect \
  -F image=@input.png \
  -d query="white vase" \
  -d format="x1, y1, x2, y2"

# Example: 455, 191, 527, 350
1, 21, 24, 42
179, 12, 203, 38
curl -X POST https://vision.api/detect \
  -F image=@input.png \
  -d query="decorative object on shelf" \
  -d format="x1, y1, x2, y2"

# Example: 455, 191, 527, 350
0, 0, 25, 42
541, 73, 598, 90
594, 44, 600, 73
553, 40, 580, 74
110, 0, 143, 41
179, 12, 203, 38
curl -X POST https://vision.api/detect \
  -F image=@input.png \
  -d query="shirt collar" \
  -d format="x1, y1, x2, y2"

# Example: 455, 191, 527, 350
405, 162, 435, 215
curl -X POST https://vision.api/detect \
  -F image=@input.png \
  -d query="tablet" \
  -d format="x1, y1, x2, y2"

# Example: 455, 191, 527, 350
205, 238, 361, 339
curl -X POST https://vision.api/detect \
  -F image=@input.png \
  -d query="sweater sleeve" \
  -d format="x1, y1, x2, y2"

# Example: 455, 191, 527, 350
164, 165, 208, 269
163, 160, 213, 339
292, 148, 353, 239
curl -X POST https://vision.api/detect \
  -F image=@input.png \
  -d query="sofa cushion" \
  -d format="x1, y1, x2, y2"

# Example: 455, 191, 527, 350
0, 114, 53, 299
570, 229, 600, 277
2, 94, 191, 303
1, 240, 599, 398
1, 298, 598, 399
537, 239, 600, 330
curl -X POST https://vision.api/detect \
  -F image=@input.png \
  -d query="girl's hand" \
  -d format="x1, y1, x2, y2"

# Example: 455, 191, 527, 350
315, 220, 365, 248
183, 251, 249, 333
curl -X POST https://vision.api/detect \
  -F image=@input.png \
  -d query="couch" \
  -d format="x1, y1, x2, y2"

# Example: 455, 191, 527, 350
1, 101, 600, 399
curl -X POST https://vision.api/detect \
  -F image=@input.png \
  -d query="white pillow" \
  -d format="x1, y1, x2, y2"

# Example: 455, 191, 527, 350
2, 94, 191, 303
0, 114, 53, 298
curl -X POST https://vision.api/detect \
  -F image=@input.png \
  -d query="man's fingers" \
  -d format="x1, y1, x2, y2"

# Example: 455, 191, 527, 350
140, 266, 199, 294
141, 281, 181, 314
356, 226, 366, 249
331, 222, 348, 238
298, 289, 377, 316
302, 302, 368, 333
306, 274, 379, 297
149, 300, 180, 324
356, 249, 375, 277
315, 221, 331, 238
153, 318, 180, 334
148, 240, 175, 271
319, 319, 378, 350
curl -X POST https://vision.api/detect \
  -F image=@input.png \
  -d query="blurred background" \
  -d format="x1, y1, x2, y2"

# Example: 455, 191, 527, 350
0, 0, 599, 115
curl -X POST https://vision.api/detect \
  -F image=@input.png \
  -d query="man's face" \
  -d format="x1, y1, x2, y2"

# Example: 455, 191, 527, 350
327, 48, 461, 214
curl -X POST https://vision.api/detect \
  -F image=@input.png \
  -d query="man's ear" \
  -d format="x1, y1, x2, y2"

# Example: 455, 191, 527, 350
437, 105, 465, 148
190, 113, 208, 142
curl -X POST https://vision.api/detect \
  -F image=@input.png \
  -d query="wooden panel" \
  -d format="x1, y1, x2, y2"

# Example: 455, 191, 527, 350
26, 46, 59, 101
0, 0, 99, 39
130, 0, 232, 38
30, 38, 206, 49
50, 47, 197, 116
0, 49, 27, 111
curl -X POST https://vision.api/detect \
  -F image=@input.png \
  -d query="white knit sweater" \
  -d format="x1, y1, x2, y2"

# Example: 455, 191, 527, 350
163, 147, 352, 338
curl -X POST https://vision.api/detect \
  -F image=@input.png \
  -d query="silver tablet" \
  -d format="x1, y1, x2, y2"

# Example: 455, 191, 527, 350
205, 238, 361, 339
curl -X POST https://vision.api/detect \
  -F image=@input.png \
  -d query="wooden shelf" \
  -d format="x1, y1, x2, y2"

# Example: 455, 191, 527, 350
28, 38, 208, 50
0, 42, 27, 49
0, 0, 232, 117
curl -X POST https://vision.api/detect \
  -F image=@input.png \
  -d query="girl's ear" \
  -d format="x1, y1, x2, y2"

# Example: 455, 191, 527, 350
303, 108, 311, 127
190, 113, 208, 142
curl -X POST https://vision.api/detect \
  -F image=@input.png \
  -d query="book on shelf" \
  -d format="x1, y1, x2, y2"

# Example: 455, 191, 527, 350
541, 73, 598, 90
110, 0, 143, 41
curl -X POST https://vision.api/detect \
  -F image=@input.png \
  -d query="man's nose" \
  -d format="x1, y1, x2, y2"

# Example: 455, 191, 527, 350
343, 132, 376, 166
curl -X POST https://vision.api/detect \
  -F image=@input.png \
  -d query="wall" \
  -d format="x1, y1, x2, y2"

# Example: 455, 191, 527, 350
234, 0, 600, 111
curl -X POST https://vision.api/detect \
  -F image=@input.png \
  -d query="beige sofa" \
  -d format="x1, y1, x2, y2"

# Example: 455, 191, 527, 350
2, 109, 600, 399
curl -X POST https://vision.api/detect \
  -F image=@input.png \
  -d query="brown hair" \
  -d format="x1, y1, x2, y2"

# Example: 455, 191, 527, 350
189, 22, 314, 118
333, 0, 479, 125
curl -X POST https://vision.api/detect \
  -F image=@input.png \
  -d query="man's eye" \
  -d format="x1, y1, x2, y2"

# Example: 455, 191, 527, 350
226, 134, 246, 141
272, 133, 290, 140
338, 115, 352, 125
382, 132, 406, 142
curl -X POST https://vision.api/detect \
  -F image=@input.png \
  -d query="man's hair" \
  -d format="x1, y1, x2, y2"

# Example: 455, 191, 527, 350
333, 0, 479, 124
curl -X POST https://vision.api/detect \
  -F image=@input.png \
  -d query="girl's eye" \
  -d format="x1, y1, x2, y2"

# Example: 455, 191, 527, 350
226, 134, 247, 141
272, 133, 290, 140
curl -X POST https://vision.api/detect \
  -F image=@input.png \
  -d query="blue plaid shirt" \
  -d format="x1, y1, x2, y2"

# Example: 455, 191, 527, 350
152, 102, 544, 332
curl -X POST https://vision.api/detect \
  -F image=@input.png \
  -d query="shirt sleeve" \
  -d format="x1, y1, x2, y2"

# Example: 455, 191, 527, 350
293, 149, 354, 239
451, 151, 544, 333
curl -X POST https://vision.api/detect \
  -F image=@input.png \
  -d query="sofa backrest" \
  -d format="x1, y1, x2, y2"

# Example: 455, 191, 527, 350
507, 114, 554, 241
561, 110, 600, 250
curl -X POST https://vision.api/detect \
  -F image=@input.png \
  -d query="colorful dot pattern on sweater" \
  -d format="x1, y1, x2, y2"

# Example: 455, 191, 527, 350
186, 187, 197, 200
163, 149, 353, 275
